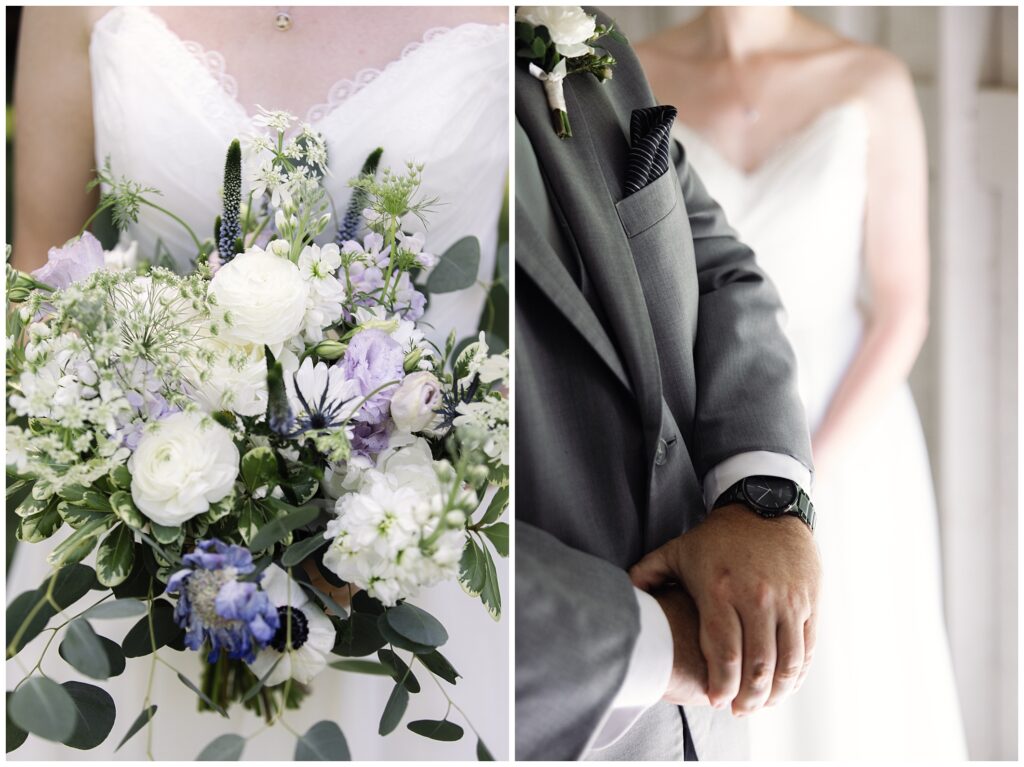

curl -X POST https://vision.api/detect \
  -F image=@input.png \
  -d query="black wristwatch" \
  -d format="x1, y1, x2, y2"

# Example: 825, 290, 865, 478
713, 475, 816, 532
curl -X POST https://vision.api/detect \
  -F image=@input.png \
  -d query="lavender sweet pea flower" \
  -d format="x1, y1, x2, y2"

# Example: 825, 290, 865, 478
31, 232, 106, 290
165, 539, 279, 663
337, 328, 405, 425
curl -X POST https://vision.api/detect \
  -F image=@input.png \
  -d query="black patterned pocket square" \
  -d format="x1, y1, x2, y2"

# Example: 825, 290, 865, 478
624, 105, 678, 196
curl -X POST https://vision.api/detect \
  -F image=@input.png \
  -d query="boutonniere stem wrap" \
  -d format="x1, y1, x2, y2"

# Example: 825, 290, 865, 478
516, 6, 624, 139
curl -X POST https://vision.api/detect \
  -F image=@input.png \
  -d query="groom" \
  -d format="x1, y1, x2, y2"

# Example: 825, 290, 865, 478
515, 8, 821, 761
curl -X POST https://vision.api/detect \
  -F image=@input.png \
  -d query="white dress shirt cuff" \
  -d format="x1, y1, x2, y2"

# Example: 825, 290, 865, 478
702, 450, 812, 511
589, 587, 674, 750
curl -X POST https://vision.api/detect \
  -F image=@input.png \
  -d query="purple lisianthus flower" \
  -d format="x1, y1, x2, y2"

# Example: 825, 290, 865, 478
165, 539, 279, 663
350, 419, 390, 457
31, 232, 106, 290
337, 328, 405, 425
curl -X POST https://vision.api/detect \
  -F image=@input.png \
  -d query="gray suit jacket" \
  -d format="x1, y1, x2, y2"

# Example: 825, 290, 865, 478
515, 10, 813, 761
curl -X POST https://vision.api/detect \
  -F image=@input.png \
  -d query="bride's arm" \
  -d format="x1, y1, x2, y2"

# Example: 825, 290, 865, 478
13, 7, 100, 272
811, 51, 930, 480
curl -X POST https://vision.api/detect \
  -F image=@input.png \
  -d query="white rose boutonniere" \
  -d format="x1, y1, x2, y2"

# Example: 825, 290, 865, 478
515, 6, 625, 138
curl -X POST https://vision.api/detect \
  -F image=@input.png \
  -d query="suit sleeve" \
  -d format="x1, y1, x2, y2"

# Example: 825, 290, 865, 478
672, 139, 814, 479
515, 521, 642, 760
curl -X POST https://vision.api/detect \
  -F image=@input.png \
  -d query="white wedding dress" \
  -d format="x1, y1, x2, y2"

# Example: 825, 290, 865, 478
6, 6, 508, 760
674, 104, 967, 760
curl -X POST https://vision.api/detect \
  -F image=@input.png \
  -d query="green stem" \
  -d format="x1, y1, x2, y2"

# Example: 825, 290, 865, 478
140, 199, 204, 254
78, 200, 114, 237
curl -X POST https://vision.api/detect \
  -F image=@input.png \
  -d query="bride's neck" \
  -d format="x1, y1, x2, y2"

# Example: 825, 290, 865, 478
698, 6, 797, 61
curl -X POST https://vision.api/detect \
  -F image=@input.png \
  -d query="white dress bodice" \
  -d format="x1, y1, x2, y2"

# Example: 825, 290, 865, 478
90, 5, 509, 342
673, 103, 868, 430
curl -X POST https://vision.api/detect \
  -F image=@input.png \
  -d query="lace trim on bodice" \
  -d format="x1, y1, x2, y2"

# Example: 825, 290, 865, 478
180, 41, 239, 100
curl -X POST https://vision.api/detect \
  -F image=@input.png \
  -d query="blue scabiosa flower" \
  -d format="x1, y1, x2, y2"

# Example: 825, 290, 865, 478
166, 539, 280, 663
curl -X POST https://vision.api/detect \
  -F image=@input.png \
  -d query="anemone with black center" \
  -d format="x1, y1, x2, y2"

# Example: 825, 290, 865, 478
270, 605, 310, 651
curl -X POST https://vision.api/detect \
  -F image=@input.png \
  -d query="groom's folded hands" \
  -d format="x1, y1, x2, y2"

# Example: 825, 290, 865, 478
630, 504, 821, 717
650, 586, 711, 707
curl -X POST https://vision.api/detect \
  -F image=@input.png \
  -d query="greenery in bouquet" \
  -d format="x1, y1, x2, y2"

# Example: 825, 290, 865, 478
5, 108, 508, 760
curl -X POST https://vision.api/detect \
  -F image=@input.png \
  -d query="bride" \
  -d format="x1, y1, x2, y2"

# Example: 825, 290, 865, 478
9, 6, 508, 760
638, 6, 966, 761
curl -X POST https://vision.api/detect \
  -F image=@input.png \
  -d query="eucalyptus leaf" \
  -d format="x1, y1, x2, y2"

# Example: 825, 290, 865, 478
377, 615, 435, 655
121, 600, 182, 658
332, 613, 386, 657
197, 733, 244, 760
496, 241, 509, 284
407, 719, 464, 742
377, 649, 420, 693
416, 649, 460, 685
6, 692, 27, 753
177, 673, 228, 718
384, 603, 448, 649
116, 705, 157, 751
52, 564, 101, 605
249, 502, 318, 551
477, 738, 495, 760
328, 658, 391, 676
481, 522, 509, 557
59, 619, 113, 679
294, 720, 350, 761
96, 524, 135, 587
82, 598, 147, 620
281, 533, 327, 568
62, 681, 116, 750
378, 684, 408, 736
7, 677, 77, 743
427, 236, 480, 293
5, 589, 55, 658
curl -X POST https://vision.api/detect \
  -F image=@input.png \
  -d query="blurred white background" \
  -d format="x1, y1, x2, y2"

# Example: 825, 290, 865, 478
605, 5, 1018, 761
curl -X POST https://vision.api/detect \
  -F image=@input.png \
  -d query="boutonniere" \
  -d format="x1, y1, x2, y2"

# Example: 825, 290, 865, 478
515, 6, 625, 139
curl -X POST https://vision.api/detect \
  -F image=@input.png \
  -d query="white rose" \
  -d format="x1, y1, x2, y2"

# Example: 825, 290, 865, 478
208, 246, 309, 350
128, 411, 239, 526
516, 6, 596, 58
190, 340, 268, 417
389, 372, 443, 433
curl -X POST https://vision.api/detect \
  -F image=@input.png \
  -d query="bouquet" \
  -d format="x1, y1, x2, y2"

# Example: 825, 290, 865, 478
5, 108, 508, 760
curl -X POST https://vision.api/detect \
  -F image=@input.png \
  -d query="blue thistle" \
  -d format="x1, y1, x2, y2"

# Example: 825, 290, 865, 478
335, 147, 383, 246
219, 139, 243, 263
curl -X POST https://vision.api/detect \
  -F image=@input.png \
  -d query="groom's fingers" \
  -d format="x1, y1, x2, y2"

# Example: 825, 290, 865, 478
795, 615, 818, 691
698, 600, 743, 709
628, 542, 677, 590
765, 617, 804, 707
732, 605, 776, 715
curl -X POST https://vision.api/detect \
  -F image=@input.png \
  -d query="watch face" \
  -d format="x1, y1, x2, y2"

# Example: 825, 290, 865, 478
742, 476, 797, 515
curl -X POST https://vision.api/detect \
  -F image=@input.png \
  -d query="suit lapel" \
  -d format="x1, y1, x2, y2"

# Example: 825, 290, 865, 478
516, 64, 665, 457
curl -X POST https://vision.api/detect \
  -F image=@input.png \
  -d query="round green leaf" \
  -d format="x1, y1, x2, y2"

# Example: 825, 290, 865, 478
51, 564, 101, 607
294, 720, 350, 760
82, 598, 147, 620
59, 619, 113, 679
477, 738, 494, 760
407, 719, 464, 741
96, 525, 136, 587
378, 684, 408, 736
121, 600, 181, 658
281, 534, 327, 568
377, 615, 434, 655
249, 502, 318, 551
62, 681, 116, 750
416, 649, 460, 685
377, 649, 420, 693
197, 733, 245, 760
6, 589, 55, 658
8, 677, 78, 743
385, 603, 448, 649
328, 659, 391, 676
6, 693, 27, 753
427, 236, 481, 293
332, 613, 386, 657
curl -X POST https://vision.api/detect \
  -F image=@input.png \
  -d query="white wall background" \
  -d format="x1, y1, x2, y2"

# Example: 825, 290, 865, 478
603, 5, 1018, 761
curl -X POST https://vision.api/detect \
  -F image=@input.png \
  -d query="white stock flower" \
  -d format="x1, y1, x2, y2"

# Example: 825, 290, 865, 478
390, 372, 443, 433
209, 246, 309, 353
516, 6, 596, 57
103, 238, 139, 271
322, 438, 463, 605
189, 340, 268, 417
128, 411, 239, 526
298, 243, 345, 342
246, 565, 334, 686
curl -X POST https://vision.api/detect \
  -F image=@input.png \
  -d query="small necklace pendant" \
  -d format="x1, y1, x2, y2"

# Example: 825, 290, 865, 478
274, 12, 292, 31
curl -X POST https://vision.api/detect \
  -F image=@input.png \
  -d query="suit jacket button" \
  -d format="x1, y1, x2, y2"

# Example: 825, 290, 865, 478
654, 439, 668, 466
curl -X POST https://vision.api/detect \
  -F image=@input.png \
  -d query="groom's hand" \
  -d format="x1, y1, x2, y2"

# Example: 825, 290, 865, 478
630, 505, 821, 716
651, 586, 711, 707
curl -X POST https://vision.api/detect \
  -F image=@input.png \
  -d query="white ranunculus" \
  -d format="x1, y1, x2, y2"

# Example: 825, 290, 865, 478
190, 340, 268, 417
103, 238, 139, 271
389, 372, 443, 433
129, 411, 239, 526
516, 6, 596, 58
208, 246, 309, 351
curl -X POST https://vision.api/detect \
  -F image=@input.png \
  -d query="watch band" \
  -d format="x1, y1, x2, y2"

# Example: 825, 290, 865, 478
713, 477, 816, 532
